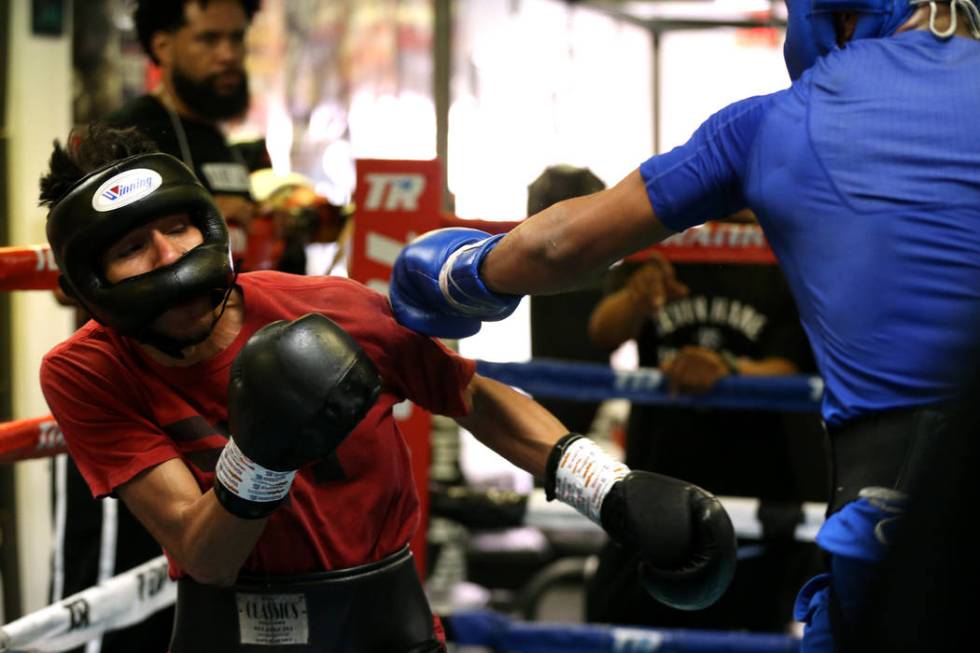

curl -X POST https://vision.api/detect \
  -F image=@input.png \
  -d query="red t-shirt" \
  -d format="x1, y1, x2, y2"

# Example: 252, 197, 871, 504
40, 271, 476, 578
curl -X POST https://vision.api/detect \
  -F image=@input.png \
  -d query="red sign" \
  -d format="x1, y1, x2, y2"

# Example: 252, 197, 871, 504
350, 159, 444, 576
626, 222, 777, 265
350, 159, 444, 292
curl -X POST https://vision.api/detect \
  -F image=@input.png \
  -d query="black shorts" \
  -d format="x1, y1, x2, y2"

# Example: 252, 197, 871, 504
170, 547, 443, 653
827, 403, 954, 514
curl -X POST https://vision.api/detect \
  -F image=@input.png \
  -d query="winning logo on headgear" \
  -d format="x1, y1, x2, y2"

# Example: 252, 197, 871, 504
91, 169, 162, 212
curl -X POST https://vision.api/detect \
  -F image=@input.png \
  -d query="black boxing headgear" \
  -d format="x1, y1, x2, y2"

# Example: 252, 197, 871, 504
46, 152, 234, 339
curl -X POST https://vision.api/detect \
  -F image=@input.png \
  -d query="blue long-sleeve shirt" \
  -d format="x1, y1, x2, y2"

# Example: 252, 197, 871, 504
640, 31, 980, 426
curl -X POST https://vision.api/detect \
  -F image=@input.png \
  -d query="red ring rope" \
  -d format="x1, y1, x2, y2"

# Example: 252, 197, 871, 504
0, 246, 60, 291
0, 415, 67, 462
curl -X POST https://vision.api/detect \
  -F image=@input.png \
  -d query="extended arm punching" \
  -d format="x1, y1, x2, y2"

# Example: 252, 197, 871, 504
390, 171, 671, 338
457, 374, 737, 610
390, 94, 775, 339
483, 170, 672, 295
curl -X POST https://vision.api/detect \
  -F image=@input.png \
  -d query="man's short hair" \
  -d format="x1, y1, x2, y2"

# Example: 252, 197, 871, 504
39, 124, 158, 209
134, 0, 262, 65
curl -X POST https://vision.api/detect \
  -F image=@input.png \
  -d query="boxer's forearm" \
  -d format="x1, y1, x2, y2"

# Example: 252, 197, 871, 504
588, 288, 649, 350
455, 374, 567, 478
118, 458, 267, 586
173, 490, 268, 585
482, 170, 672, 295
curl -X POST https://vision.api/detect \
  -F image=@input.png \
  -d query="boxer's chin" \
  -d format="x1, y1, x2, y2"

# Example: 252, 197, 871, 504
149, 295, 218, 347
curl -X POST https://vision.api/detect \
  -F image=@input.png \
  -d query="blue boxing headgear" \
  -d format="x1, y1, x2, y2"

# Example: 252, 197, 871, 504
784, 0, 917, 80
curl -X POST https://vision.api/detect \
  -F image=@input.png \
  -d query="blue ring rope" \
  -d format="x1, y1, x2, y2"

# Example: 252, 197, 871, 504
446, 610, 800, 653
476, 359, 822, 413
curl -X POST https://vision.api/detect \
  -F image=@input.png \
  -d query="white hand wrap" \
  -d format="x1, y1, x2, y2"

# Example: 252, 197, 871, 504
553, 437, 630, 524
215, 438, 296, 504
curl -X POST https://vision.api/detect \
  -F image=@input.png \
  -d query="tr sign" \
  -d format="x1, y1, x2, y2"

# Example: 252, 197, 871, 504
350, 159, 443, 294
349, 159, 444, 576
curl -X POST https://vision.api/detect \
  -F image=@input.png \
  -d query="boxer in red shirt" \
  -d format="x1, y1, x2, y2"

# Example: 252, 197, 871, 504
39, 126, 736, 652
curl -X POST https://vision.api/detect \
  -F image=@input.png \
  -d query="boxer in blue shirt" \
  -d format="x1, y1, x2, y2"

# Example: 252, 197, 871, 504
390, 1, 980, 650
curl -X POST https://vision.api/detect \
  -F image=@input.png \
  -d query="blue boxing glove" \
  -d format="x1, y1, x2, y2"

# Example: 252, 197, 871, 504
390, 228, 522, 338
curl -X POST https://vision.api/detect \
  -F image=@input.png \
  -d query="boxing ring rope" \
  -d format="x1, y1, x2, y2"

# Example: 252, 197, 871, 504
476, 360, 823, 413
0, 360, 820, 465
0, 416, 66, 463
0, 492, 817, 651
445, 610, 799, 653
0, 222, 775, 294
0, 556, 174, 652
0, 558, 801, 653
0, 247, 59, 291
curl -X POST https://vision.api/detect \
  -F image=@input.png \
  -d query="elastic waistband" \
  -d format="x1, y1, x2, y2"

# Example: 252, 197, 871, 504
233, 545, 413, 590
828, 403, 952, 439
827, 404, 954, 514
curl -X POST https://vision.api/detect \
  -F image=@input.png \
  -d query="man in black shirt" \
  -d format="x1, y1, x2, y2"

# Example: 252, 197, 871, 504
106, 0, 261, 229
585, 227, 825, 632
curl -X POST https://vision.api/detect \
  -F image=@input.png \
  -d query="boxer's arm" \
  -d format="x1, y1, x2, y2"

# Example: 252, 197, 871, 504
482, 94, 779, 297
453, 374, 567, 477
117, 458, 267, 586
454, 373, 736, 610
483, 170, 674, 295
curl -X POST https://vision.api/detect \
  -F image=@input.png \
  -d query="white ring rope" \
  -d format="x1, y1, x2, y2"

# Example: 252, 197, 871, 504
0, 493, 824, 651
0, 556, 174, 652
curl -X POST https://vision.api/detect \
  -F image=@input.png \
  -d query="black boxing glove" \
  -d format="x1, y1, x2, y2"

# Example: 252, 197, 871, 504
544, 434, 736, 610
214, 313, 381, 519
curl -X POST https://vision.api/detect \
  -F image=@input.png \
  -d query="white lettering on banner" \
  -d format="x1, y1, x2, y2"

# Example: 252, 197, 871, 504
33, 246, 58, 272
731, 224, 766, 247
237, 593, 309, 646
37, 421, 65, 450
661, 224, 766, 248
366, 231, 417, 268
614, 369, 663, 392
363, 174, 426, 211
612, 628, 665, 651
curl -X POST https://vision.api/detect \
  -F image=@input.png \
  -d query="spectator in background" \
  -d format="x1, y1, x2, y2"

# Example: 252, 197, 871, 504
106, 0, 263, 237
585, 213, 825, 632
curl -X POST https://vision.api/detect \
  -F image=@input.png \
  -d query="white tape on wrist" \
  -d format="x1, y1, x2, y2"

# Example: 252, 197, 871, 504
554, 437, 629, 524
438, 242, 484, 315
215, 438, 296, 504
